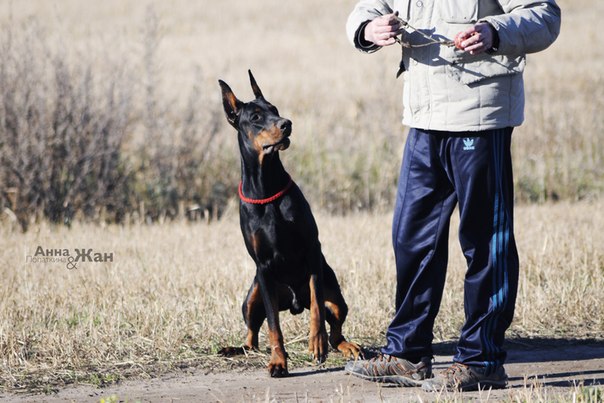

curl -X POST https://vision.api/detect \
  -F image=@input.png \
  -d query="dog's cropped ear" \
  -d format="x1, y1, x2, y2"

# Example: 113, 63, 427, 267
218, 80, 243, 127
248, 70, 264, 100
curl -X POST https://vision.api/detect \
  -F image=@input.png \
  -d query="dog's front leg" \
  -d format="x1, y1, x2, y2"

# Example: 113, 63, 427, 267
308, 248, 329, 363
257, 267, 288, 377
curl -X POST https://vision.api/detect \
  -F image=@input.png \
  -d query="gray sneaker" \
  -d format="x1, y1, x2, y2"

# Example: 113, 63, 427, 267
345, 354, 432, 386
422, 362, 508, 392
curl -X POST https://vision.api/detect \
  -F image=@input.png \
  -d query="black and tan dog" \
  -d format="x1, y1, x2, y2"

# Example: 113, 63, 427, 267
218, 71, 360, 377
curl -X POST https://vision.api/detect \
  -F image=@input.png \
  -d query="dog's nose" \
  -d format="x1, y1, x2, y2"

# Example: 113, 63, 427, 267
279, 119, 292, 135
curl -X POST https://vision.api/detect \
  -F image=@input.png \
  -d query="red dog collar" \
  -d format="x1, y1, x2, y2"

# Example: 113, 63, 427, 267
238, 177, 294, 205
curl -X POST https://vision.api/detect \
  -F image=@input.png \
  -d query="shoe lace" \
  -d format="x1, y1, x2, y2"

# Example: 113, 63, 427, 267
445, 362, 468, 377
362, 353, 394, 370
371, 354, 392, 363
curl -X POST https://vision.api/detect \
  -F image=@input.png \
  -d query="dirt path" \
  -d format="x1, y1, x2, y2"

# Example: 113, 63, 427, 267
3, 343, 603, 402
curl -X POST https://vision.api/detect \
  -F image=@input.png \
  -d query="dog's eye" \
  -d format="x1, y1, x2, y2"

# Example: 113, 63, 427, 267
250, 113, 261, 122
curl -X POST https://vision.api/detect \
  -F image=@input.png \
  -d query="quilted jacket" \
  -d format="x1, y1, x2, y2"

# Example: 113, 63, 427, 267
346, 0, 561, 131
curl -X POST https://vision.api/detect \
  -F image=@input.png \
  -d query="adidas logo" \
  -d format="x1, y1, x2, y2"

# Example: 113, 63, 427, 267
463, 138, 475, 151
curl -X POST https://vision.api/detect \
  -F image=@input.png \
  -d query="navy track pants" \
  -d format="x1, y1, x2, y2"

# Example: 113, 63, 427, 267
382, 127, 519, 371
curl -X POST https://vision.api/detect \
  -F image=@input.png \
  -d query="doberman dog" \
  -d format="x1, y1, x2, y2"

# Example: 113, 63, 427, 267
218, 71, 361, 377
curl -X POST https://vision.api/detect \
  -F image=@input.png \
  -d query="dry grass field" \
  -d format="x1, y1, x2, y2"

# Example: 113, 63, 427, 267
1, 0, 603, 400
1, 202, 603, 396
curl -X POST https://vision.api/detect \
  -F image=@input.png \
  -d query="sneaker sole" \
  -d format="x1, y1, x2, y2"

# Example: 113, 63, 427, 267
346, 370, 426, 387
459, 379, 508, 392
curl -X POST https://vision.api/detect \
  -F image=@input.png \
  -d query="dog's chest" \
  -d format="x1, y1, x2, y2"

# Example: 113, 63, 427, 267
242, 208, 310, 271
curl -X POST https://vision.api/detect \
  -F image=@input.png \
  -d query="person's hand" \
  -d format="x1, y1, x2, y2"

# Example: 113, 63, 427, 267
364, 13, 402, 47
454, 22, 495, 55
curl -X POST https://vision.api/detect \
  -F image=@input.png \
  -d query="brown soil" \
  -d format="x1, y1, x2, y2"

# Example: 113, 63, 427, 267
2, 342, 603, 402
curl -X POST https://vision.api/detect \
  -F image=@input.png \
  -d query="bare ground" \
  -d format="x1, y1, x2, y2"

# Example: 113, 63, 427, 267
2, 340, 603, 402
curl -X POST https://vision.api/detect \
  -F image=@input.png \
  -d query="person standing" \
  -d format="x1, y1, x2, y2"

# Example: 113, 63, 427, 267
345, 0, 561, 391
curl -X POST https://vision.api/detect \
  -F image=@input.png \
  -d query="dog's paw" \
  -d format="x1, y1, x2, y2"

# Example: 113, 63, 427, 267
308, 330, 329, 364
218, 346, 245, 356
336, 340, 363, 359
268, 349, 289, 377
218, 345, 257, 356
268, 362, 289, 377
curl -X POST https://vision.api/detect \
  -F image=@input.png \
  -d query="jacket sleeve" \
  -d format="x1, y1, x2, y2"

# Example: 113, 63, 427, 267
481, 0, 561, 56
346, 0, 394, 53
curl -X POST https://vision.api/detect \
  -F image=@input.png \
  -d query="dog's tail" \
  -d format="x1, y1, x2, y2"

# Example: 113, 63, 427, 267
288, 286, 304, 315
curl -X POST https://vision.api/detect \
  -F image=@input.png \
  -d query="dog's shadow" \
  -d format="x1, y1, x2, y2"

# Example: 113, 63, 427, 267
287, 366, 346, 377
217, 344, 379, 378
285, 346, 380, 378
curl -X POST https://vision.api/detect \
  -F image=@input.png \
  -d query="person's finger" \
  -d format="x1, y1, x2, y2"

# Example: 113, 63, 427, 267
461, 33, 483, 50
387, 16, 401, 27
385, 37, 397, 45
366, 13, 402, 46
372, 31, 397, 46
475, 24, 493, 49
379, 37, 397, 46
374, 24, 400, 41
465, 42, 485, 53
457, 27, 477, 42
375, 13, 396, 26
462, 26, 478, 36
386, 21, 402, 32
375, 26, 399, 36
375, 20, 400, 33
457, 23, 493, 53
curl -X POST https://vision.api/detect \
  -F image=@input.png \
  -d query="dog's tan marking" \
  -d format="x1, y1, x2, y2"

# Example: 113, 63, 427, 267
250, 232, 261, 256
325, 300, 361, 358
308, 275, 328, 361
266, 307, 288, 376
244, 282, 262, 349
248, 126, 285, 165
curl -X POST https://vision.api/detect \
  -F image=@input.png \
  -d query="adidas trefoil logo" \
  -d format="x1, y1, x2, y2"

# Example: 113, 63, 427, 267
463, 138, 475, 151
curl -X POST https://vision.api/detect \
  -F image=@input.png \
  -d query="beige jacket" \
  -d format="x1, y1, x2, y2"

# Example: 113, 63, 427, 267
346, 0, 561, 131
